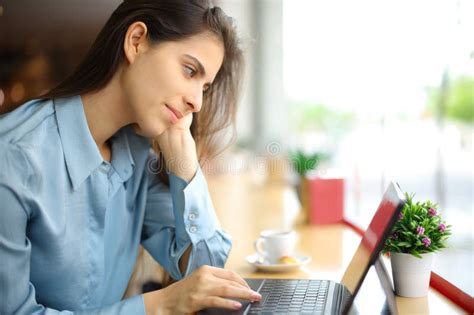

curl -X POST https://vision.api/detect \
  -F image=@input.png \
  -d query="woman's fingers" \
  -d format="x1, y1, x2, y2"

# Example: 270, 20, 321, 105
211, 282, 262, 301
156, 266, 263, 314
207, 266, 251, 290
225, 279, 253, 292
202, 296, 245, 311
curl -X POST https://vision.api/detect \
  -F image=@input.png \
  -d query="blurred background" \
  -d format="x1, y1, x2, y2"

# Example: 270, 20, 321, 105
0, 0, 472, 296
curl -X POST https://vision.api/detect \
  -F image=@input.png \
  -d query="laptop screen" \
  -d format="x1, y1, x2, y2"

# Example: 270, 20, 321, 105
341, 182, 405, 297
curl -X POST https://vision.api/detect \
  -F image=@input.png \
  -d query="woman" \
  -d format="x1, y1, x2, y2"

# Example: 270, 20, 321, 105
0, 0, 262, 314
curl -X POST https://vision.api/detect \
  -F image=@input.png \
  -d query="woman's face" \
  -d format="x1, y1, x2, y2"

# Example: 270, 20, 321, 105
122, 27, 225, 138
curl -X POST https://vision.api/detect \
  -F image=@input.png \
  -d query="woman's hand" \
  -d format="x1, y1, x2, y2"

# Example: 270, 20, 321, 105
155, 114, 198, 182
143, 265, 262, 315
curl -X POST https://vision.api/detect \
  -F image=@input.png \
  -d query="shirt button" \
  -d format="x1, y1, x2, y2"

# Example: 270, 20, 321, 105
189, 225, 198, 233
188, 213, 197, 221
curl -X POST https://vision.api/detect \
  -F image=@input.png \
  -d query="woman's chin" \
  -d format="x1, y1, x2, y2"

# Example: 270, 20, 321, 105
131, 123, 166, 138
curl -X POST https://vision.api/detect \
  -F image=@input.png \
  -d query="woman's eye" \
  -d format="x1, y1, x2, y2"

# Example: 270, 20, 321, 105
184, 65, 196, 77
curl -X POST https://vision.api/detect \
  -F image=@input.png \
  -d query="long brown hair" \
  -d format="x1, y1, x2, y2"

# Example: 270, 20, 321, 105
42, 0, 244, 180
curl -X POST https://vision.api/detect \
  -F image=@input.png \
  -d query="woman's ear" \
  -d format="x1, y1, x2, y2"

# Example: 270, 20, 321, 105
123, 21, 149, 65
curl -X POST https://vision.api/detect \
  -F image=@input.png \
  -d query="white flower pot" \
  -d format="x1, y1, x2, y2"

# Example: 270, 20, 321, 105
390, 252, 434, 297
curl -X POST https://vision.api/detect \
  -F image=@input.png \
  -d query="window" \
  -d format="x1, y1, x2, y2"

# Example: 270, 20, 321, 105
284, 0, 473, 295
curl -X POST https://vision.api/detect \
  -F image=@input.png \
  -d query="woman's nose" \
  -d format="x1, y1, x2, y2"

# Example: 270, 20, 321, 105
185, 88, 203, 113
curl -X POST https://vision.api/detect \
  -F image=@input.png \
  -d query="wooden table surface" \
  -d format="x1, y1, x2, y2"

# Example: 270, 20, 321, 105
207, 173, 465, 314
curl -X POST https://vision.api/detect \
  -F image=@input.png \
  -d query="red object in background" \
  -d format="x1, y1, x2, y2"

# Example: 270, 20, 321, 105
308, 178, 344, 224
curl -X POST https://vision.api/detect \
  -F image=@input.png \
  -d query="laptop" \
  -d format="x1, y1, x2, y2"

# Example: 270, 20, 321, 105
200, 181, 405, 315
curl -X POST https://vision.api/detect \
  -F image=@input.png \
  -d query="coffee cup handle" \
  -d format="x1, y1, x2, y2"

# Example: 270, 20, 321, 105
254, 238, 267, 257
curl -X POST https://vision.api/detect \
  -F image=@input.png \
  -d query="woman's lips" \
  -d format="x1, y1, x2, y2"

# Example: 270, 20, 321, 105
165, 104, 183, 123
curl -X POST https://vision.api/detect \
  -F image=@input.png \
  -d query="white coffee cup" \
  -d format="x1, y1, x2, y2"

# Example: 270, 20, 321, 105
254, 229, 297, 264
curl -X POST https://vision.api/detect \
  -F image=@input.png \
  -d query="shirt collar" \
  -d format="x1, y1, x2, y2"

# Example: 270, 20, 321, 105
109, 127, 136, 182
55, 96, 148, 190
55, 96, 106, 190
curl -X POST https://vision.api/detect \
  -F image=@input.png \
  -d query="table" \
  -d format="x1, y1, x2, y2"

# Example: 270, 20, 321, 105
207, 173, 465, 314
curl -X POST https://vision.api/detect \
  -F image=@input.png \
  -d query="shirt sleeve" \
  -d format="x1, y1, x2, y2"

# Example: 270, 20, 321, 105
0, 143, 146, 315
141, 160, 232, 281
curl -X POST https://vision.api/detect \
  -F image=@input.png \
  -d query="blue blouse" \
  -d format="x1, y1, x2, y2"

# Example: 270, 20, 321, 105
0, 96, 232, 314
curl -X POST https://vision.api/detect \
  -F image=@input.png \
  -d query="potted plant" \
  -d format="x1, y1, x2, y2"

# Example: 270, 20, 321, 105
290, 150, 344, 225
383, 193, 452, 297
291, 151, 326, 217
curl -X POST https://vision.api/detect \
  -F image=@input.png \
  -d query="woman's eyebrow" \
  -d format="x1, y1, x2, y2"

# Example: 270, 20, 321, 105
184, 54, 206, 77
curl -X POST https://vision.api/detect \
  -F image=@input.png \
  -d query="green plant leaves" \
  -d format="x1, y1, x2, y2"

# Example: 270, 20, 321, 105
428, 76, 474, 124
382, 192, 452, 257
397, 242, 411, 247
289, 150, 330, 176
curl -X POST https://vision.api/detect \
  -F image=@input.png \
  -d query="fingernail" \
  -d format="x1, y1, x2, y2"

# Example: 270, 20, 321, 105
251, 291, 262, 299
233, 302, 242, 309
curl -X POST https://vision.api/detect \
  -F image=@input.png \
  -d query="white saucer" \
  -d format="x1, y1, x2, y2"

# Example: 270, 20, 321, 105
246, 253, 311, 272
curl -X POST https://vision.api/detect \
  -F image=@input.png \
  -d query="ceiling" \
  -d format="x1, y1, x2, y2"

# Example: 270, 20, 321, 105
0, 0, 122, 49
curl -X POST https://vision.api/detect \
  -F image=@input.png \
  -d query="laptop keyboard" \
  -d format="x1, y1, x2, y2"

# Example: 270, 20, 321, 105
247, 279, 330, 314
